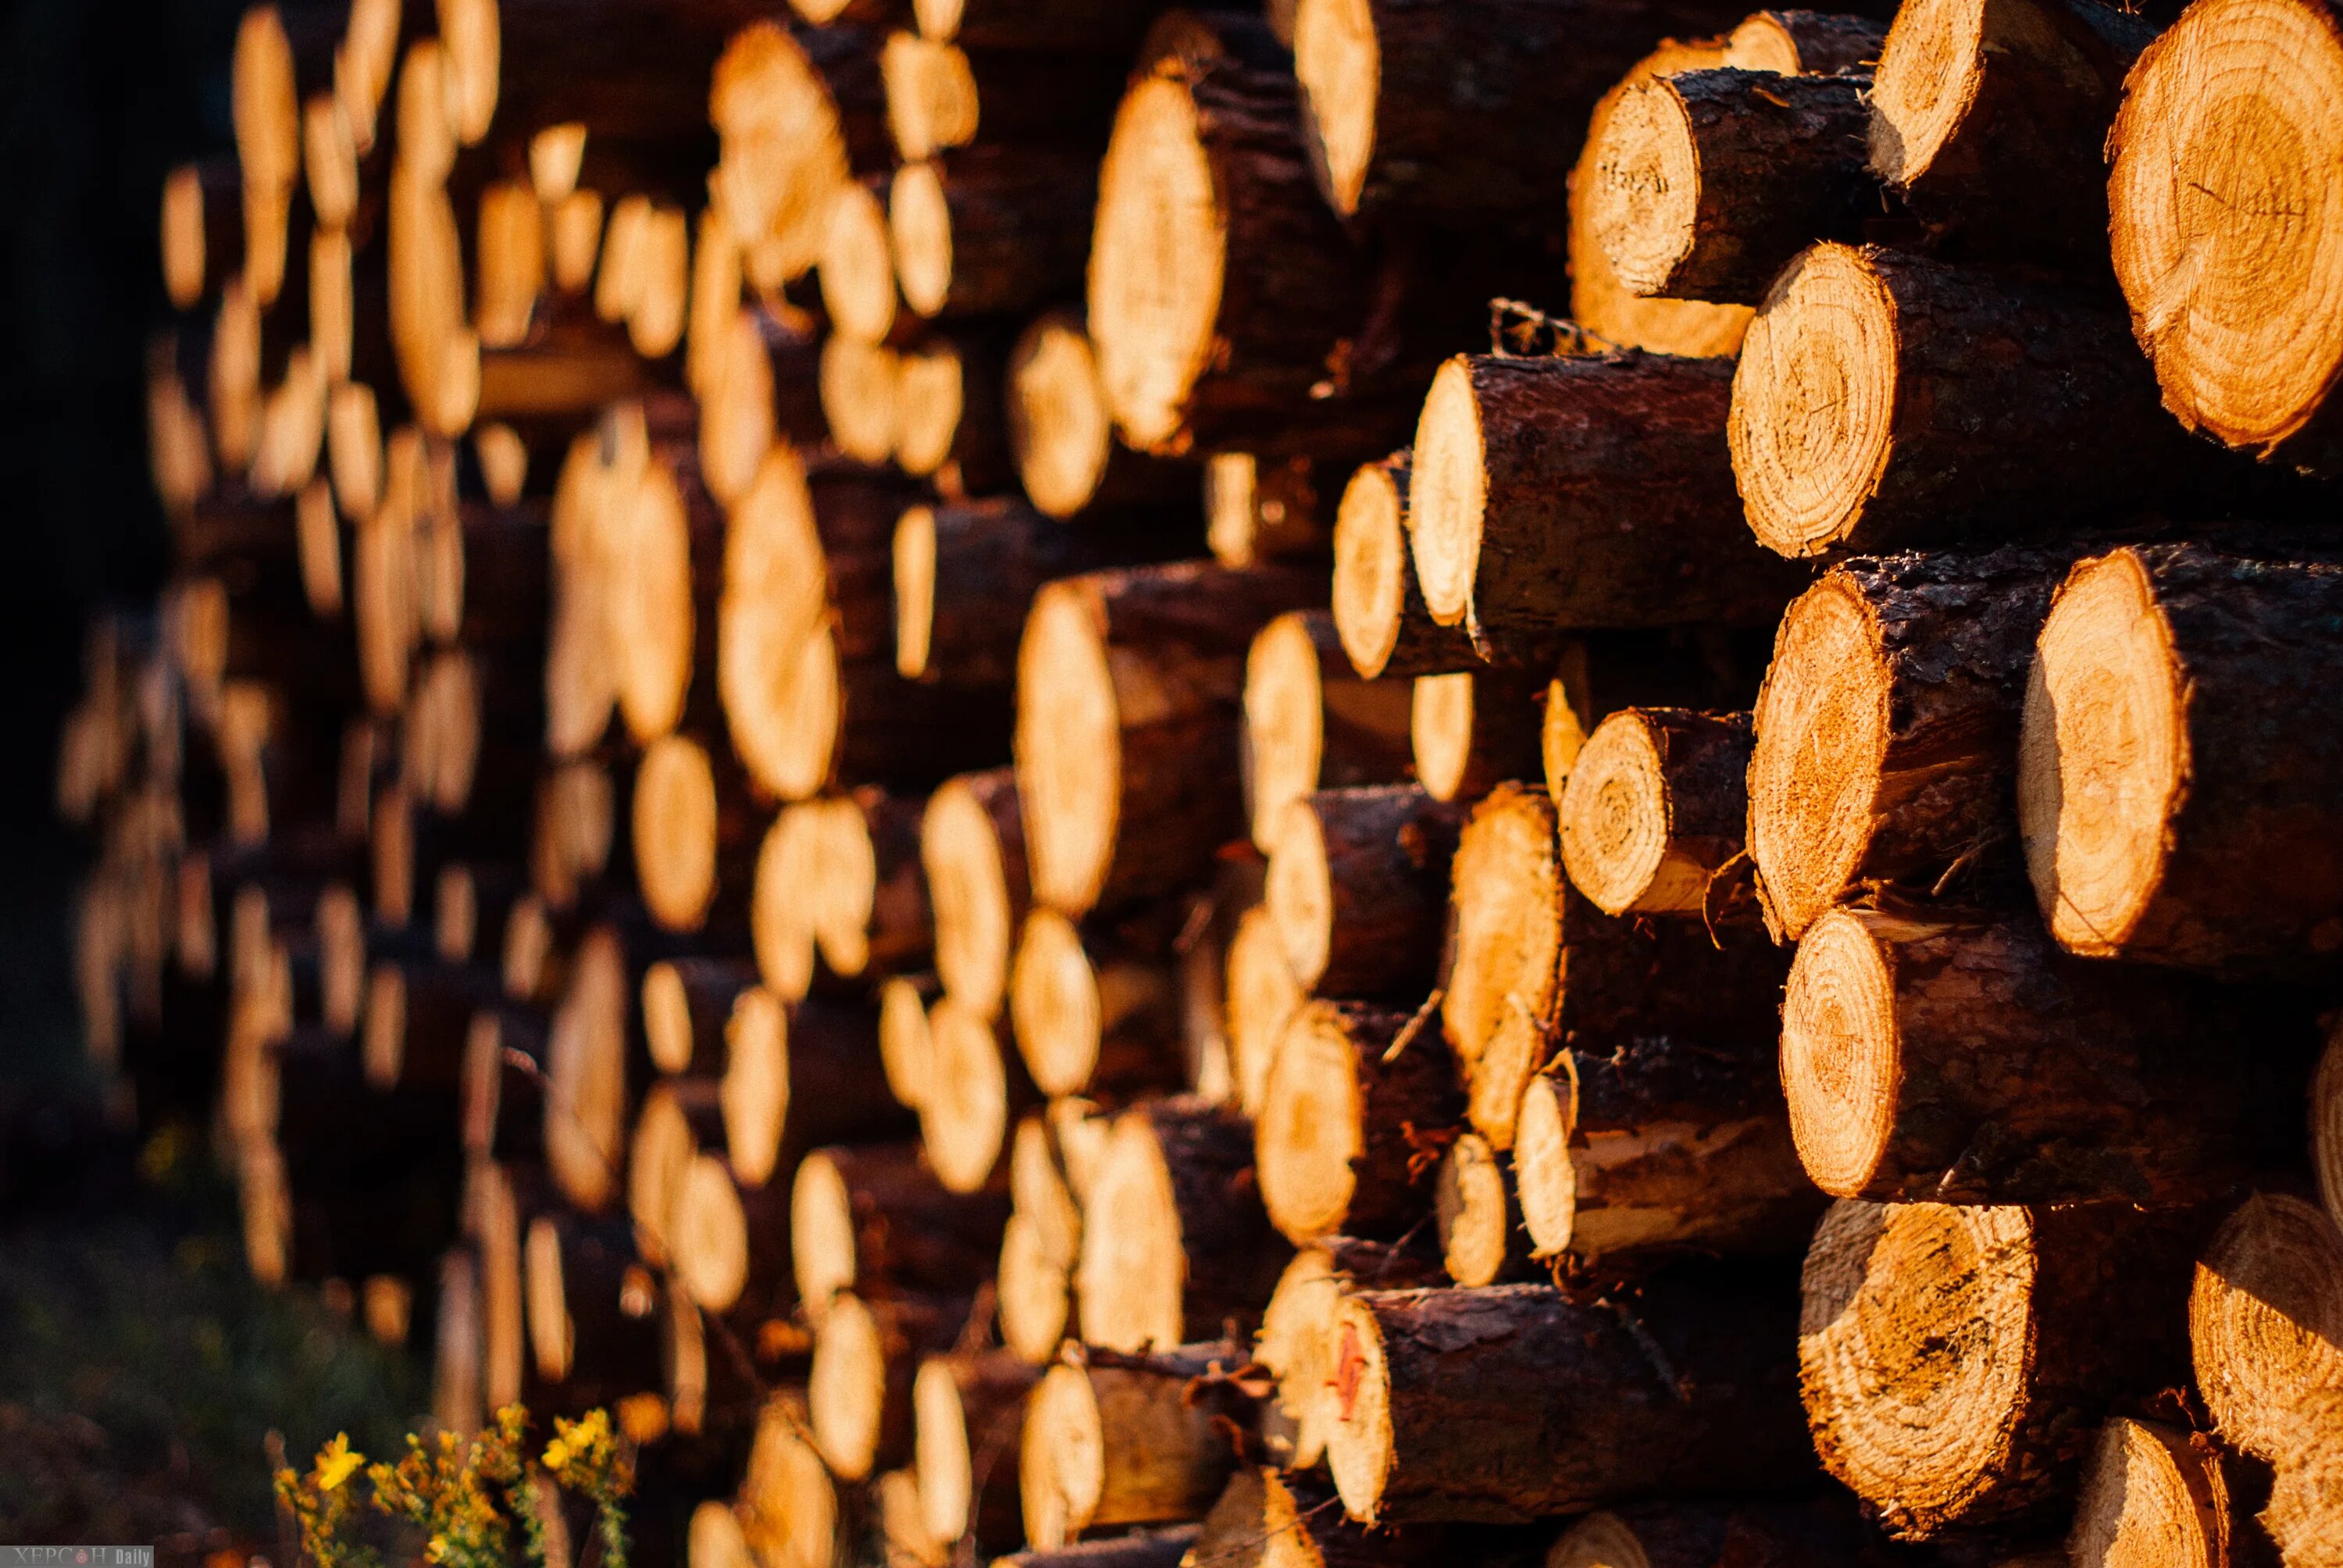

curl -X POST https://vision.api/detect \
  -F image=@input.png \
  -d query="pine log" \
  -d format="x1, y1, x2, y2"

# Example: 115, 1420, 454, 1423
1550, 1497, 1916, 1568
1782, 908, 2311, 1205
2108, 0, 2343, 476
361, 954, 506, 1094
1568, 39, 1757, 358
1514, 1036, 1817, 1263
2020, 545, 2343, 977
629, 1076, 727, 1267
920, 992, 1036, 1191
1291, 0, 1755, 220
738, 1393, 849, 1568
1728, 244, 2257, 559
2190, 1193, 2343, 1463
1077, 1095, 1289, 1351
1801, 1198, 2211, 1536
1008, 907, 1186, 1100
1243, 611, 1416, 851
893, 500, 1175, 688
1724, 10, 1890, 73
1013, 562, 1319, 915
891, 148, 1097, 321
790, 1142, 1008, 1322
922, 769, 1027, 1019
2264, 1389, 2343, 1568
1409, 671, 1546, 804
913, 1350, 1037, 1550
1590, 68, 1878, 304
162, 159, 244, 312
1434, 1131, 1529, 1287
912, 0, 1167, 52
879, 33, 1125, 162
2320, 1019, 2343, 1234
1327, 1275, 1811, 1523
642, 956, 761, 1076
1556, 707, 1752, 918
1204, 451, 1332, 571
1018, 1347, 1250, 1549
993, 1533, 1200, 1568
1331, 451, 1483, 680
1442, 782, 1785, 1148
1225, 903, 1305, 1120
879, 973, 940, 1110
896, 334, 1016, 498
819, 176, 908, 348
544, 924, 634, 1213
731, 993, 909, 1187
1257, 1000, 1463, 1245
698, 307, 828, 508
751, 804, 828, 1003
1748, 545, 2082, 941
631, 732, 764, 938
1088, 55, 1410, 461
1263, 785, 1462, 996
1873, 0, 2154, 270
1005, 310, 1196, 522
614, 440, 728, 744
2068, 1417, 2274, 1568
998, 1115, 1084, 1363
1254, 1237, 1446, 1469
1194, 1469, 1450, 1568
672, 1152, 795, 1316
810, 1289, 968, 1481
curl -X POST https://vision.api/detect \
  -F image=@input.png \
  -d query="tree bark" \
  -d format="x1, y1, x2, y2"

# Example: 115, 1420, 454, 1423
1015, 562, 1321, 916
1781, 908, 2314, 1205
1749, 544, 2085, 941
1556, 707, 1753, 918
1802, 1197, 2213, 1537
1514, 1034, 1819, 1263
1326, 1274, 1813, 1523
891, 147, 1097, 321
1723, 9, 1890, 73
1589, 68, 1878, 304
1263, 784, 1463, 996
2021, 544, 2343, 978
1257, 1000, 1464, 1245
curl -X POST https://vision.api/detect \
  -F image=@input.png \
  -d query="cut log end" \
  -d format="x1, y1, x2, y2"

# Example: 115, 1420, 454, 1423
1244, 612, 1333, 850
2069, 1418, 2240, 1568
809, 1292, 890, 1481
1747, 576, 1891, 940
922, 996, 1010, 1192
889, 162, 953, 319
674, 1154, 751, 1313
1256, 1002, 1368, 1245
1014, 582, 1118, 915
879, 976, 936, 1111
1867, 0, 1985, 190
791, 1150, 858, 1323
894, 504, 938, 680
1008, 312, 1115, 519
1329, 456, 1411, 679
1442, 784, 1560, 1149
754, 806, 826, 1002
1557, 713, 1668, 915
1008, 909, 1099, 1099
1406, 358, 1487, 626
1588, 80, 1702, 299
1778, 907, 1904, 1197
1226, 903, 1305, 1121
720, 987, 788, 1187
1293, 0, 1379, 217
2017, 548, 2188, 960
2188, 1192, 2343, 1463
1435, 1132, 1512, 1287
1727, 243, 1899, 558
1324, 1295, 1396, 1523
822, 337, 902, 466
821, 180, 901, 348
924, 771, 1022, 1018
633, 733, 720, 934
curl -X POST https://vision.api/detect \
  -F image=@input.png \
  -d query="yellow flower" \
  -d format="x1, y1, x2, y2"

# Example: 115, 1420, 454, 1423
424, 1537, 448, 1563
543, 1438, 571, 1472
316, 1434, 364, 1492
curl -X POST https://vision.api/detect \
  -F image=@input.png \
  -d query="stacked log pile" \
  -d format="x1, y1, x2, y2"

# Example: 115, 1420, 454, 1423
75, 0, 2343, 1563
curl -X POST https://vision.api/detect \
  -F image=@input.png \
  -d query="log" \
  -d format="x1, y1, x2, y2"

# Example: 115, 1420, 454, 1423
913, 0, 1168, 52
893, 500, 1172, 688
1087, 55, 1404, 461
1749, 545, 2083, 941
1442, 782, 1785, 1149
162, 159, 244, 312
790, 1142, 1008, 1321
993, 1532, 1200, 1568
809, 1289, 968, 1481
999, 1115, 1083, 1363
1257, 1000, 1463, 1245
1589, 68, 1878, 305
913, 1350, 1038, 1550
544, 924, 634, 1213
891, 147, 1097, 320
1225, 903, 1305, 1120
1077, 1095, 1289, 1351
642, 955, 761, 1076
1408, 351, 1807, 661
1014, 562, 1319, 915
922, 769, 1027, 1019
1204, 451, 1332, 571
710, 20, 887, 289
822, 331, 904, 465
2020, 545, 2343, 978
1728, 244, 2254, 559
1802, 1198, 2210, 1536
1326, 1275, 1812, 1523
699, 308, 827, 508
725, 993, 909, 1187
672, 1152, 795, 1316
1254, 1238, 1446, 1469
1434, 1131, 1528, 1288
629, 1076, 726, 1267
816, 786, 933, 982
1290, 0, 1754, 220
895, 334, 1016, 498
2264, 1390, 2343, 1568
632, 732, 764, 937
1409, 671, 1546, 804
1567, 39, 1757, 359
751, 804, 828, 1003
2189, 1193, 2343, 1463
1513, 1035, 1817, 1263
879, 32, 1125, 162
879, 973, 941, 1109
1008, 907, 1186, 1100
2067, 1417, 2273, 1568
1243, 611, 1416, 851
818, 176, 907, 348
2321, 1020, 2343, 1235
739, 1393, 849, 1568
1550, 1498, 1915, 1568
1018, 1347, 1250, 1549
1874, 0, 2154, 270
1557, 707, 1752, 918
1724, 10, 1890, 73
1005, 310, 1196, 522
1330, 451, 1483, 681
612, 440, 727, 744
1263, 785, 1462, 996
1193, 1469, 1448, 1568
921, 992, 1034, 1191
1783, 907, 2311, 1205
360, 954, 505, 1094
2109, 0, 2343, 475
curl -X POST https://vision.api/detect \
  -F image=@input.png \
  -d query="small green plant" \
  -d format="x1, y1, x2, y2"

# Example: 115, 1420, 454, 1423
275, 1407, 634, 1568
